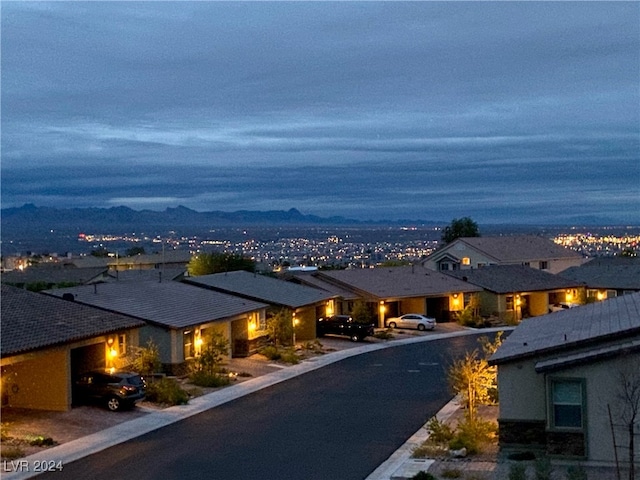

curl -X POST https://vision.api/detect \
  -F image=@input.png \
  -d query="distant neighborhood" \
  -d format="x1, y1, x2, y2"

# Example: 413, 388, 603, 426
2, 233, 639, 467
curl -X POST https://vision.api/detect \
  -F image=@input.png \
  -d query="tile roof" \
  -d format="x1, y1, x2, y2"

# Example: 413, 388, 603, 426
453, 235, 583, 262
184, 270, 335, 308
1, 284, 145, 356
315, 266, 482, 299
286, 273, 361, 300
490, 292, 640, 365
559, 257, 640, 290
44, 280, 267, 329
105, 268, 185, 283
445, 265, 582, 294
1, 266, 108, 286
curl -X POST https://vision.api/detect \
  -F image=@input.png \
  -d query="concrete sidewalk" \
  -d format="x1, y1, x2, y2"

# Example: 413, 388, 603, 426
2, 327, 504, 480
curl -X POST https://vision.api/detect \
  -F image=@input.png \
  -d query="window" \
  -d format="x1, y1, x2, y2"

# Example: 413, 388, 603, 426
506, 295, 514, 311
462, 257, 470, 266
183, 330, 194, 359
118, 333, 127, 355
550, 379, 584, 429
539, 261, 549, 270
440, 263, 450, 271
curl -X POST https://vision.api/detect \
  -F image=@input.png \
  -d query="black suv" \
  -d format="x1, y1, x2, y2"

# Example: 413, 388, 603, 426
74, 370, 146, 411
316, 315, 375, 342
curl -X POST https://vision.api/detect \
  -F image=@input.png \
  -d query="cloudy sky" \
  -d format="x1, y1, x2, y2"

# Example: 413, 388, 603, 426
2, 2, 639, 224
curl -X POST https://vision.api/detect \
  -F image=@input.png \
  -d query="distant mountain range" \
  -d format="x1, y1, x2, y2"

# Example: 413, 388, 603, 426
1, 204, 440, 235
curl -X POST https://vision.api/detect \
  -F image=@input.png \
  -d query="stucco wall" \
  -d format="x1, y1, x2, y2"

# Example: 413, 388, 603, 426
1, 349, 70, 411
548, 352, 640, 463
497, 361, 547, 421
498, 349, 640, 463
295, 306, 316, 342
527, 292, 549, 317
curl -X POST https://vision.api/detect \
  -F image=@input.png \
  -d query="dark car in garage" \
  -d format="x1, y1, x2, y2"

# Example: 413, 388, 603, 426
74, 369, 146, 411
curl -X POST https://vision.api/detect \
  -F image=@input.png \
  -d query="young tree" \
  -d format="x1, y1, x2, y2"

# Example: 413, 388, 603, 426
441, 217, 480, 245
129, 339, 162, 377
266, 308, 294, 347
187, 252, 256, 276
351, 299, 374, 324
192, 331, 230, 376
447, 333, 503, 421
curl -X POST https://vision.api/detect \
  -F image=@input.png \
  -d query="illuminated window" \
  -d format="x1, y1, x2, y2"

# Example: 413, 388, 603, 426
118, 333, 127, 355
462, 257, 470, 265
183, 330, 194, 359
506, 295, 514, 311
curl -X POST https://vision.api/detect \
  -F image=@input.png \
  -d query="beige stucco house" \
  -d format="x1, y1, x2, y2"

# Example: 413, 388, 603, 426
184, 270, 337, 343
297, 266, 483, 327
423, 236, 585, 274
1, 285, 144, 411
445, 265, 585, 323
45, 279, 268, 375
490, 292, 640, 467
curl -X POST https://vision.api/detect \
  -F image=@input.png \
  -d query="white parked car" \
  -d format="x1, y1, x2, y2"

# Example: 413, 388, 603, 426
386, 314, 436, 331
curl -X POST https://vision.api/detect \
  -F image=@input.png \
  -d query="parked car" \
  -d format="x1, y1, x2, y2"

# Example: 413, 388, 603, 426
316, 315, 375, 342
549, 302, 581, 312
386, 314, 436, 331
74, 369, 146, 411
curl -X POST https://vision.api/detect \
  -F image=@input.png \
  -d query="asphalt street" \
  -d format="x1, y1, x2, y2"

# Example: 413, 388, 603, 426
36, 334, 485, 480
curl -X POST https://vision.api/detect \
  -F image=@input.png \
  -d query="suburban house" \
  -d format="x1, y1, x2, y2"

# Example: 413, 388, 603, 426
44, 280, 268, 374
489, 292, 640, 466
422, 236, 585, 274
69, 250, 192, 271
558, 256, 640, 301
184, 270, 337, 343
445, 265, 585, 323
296, 266, 483, 327
1, 264, 109, 290
1, 284, 145, 411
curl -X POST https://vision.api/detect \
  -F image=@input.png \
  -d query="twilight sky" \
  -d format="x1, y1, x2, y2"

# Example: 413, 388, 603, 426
2, 1, 639, 224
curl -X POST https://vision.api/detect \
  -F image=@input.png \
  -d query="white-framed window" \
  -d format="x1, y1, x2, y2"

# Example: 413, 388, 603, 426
118, 333, 127, 355
506, 295, 514, 311
183, 330, 194, 359
549, 378, 584, 429
539, 261, 549, 270
462, 257, 470, 266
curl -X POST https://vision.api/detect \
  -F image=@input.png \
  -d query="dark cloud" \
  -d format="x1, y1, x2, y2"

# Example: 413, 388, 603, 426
1, 2, 638, 223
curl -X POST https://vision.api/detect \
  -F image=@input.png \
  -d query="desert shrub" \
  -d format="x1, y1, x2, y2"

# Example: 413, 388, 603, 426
410, 472, 437, 480
412, 442, 448, 458
278, 349, 300, 364
449, 416, 497, 455
373, 330, 394, 340
508, 463, 527, 480
188, 370, 231, 388
260, 346, 299, 364
26, 434, 55, 446
1, 423, 11, 442
260, 345, 281, 360
426, 416, 455, 444
1, 446, 25, 460
145, 377, 189, 406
